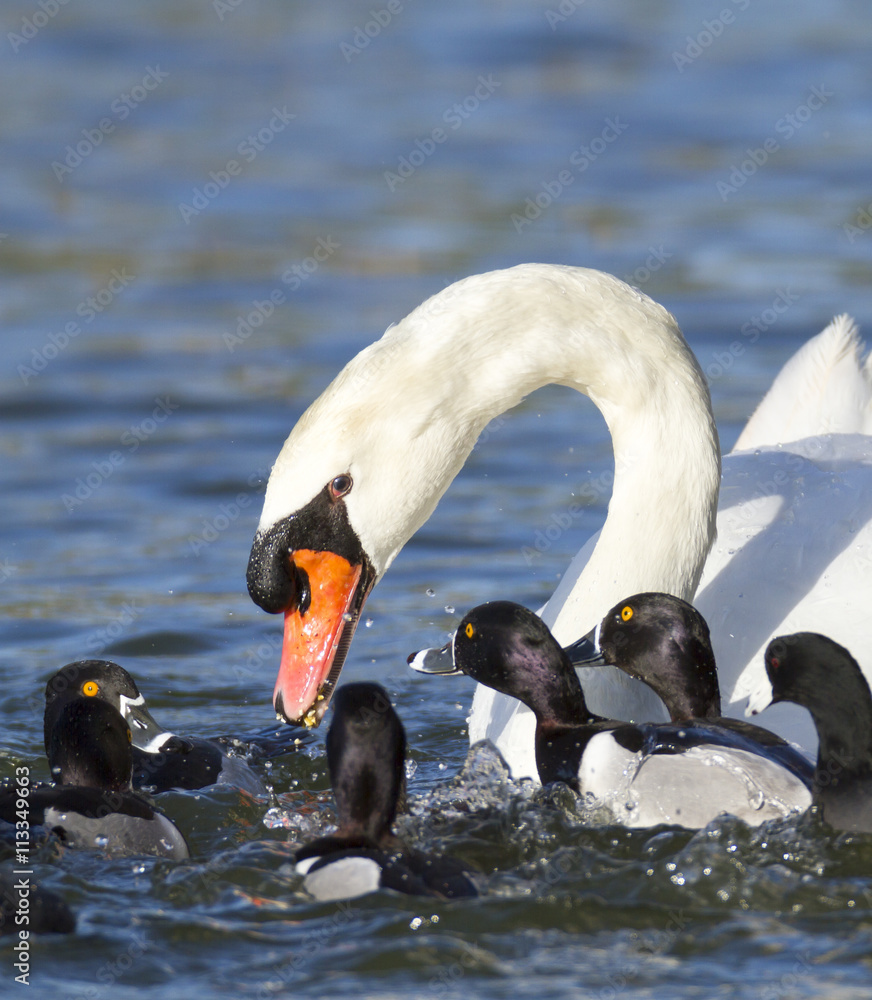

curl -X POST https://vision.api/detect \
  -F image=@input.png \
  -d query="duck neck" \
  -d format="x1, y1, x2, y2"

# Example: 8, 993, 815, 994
534, 662, 597, 727
813, 696, 872, 788
672, 688, 721, 722
668, 650, 723, 722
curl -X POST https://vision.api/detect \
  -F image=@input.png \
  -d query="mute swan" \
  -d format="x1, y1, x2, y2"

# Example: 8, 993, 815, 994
246, 263, 872, 778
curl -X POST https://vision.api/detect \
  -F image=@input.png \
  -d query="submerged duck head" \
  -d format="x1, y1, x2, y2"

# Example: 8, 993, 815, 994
47, 696, 133, 792
326, 682, 405, 843
572, 592, 720, 721
296, 681, 478, 900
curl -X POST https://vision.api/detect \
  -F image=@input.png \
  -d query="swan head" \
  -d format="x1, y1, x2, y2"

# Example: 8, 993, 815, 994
247, 324, 478, 726
246, 480, 376, 726
246, 263, 721, 728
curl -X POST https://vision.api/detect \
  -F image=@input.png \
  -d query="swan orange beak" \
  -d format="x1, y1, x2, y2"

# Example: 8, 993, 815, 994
273, 549, 374, 727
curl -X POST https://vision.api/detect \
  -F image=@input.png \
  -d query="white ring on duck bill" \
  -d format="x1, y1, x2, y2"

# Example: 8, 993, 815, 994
118, 692, 146, 715
139, 731, 178, 753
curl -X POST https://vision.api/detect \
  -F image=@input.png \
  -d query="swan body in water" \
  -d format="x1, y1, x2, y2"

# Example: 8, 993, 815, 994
246, 264, 872, 778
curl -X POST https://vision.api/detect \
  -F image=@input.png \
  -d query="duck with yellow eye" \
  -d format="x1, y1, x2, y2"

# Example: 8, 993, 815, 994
566, 592, 814, 779
0, 696, 189, 859
43, 660, 267, 795
409, 600, 813, 829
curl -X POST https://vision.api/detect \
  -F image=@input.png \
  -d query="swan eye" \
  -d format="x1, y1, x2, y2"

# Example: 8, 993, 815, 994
82, 680, 99, 697
464, 623, 475, 639
620, 606, 633, 622
329, 474, 353, 499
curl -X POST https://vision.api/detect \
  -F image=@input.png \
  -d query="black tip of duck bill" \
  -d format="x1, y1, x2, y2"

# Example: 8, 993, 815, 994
407, 642, 462, 675
563, 625, 606, 667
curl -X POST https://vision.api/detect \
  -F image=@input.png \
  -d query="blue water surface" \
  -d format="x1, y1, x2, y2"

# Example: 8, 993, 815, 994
1, 1, 872, 997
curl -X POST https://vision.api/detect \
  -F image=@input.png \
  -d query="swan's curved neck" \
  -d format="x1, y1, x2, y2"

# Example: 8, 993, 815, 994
261, 264, 721, 642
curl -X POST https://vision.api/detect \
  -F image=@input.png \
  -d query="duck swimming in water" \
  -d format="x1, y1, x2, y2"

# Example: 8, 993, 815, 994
295, 682, 477, 900
567, 592, 814, 782
2, 696, 189, 860
44, 660, 266, 795
411, 601, 812, 828
749, 632, 872, 834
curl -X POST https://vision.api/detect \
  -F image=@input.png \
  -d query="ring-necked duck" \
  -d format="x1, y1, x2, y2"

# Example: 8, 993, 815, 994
44, 661, 266, 795
410, 601, 812, 828
749, 632, 872, 834
1, 697, 189, 860
567, 593, 814, 783
295, 683, 477, 901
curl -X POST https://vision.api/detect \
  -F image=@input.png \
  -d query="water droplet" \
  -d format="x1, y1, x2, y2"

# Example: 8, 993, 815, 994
410, 917, 424, 930
444, 605, 454, 614
263, 807, 294, 830
342, 613, 353, 622
426, 588, 435, 597
365, 618, 374, 628
94, 836, 109, 848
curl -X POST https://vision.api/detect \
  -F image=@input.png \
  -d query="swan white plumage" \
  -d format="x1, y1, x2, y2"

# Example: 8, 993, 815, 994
247, 264, 872, 779
733, 314, 872, 451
